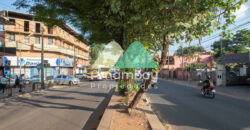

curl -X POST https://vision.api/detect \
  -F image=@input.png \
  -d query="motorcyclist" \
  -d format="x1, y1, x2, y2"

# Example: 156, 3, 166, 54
202, 75, 211, 92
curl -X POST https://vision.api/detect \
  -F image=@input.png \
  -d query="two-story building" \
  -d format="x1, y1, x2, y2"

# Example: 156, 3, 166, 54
0, 10, 90, 77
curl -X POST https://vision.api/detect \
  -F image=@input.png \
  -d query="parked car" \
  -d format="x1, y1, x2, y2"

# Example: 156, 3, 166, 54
54, 75, 80, 86
75, 73, 86, 79
26, 75, 40, 84
26, 75, 54, 85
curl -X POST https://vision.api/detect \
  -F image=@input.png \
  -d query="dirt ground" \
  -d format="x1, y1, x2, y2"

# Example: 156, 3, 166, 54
110, 93, 151, 130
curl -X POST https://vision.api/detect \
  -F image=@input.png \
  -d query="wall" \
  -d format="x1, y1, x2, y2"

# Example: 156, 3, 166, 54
163, 53, 213, 70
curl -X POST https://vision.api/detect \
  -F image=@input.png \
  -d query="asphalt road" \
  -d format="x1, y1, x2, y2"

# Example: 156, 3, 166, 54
0, 80, 116, 130
147, 79, 250, 130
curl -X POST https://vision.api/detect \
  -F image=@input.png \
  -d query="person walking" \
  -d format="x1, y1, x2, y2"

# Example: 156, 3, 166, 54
15, 75, 20, 88
0, 75, 8, 93
19, 74, 24, 93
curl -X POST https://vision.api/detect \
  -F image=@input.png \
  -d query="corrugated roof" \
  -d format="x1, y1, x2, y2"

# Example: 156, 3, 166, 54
219, 52, 250, 64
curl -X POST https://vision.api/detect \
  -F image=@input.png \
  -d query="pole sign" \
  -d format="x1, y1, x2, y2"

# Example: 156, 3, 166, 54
37, 63, 41, 72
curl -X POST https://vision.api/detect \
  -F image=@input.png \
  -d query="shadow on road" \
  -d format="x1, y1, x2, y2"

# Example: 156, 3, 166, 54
147, 80, 250, 130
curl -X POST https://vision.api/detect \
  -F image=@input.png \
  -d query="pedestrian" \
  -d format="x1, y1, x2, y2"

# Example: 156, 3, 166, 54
0, 75, 8, 93
15, 75, 20, 88
19, 74, 25, 93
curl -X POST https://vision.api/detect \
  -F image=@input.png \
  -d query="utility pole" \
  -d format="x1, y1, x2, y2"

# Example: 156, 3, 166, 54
220, 38, 223, 56
199, 38, 201, 46
181, 44, 184, 80
41, 27, 44, 89
73, 45, 76, 76
167, 49, 170, 70
181, 45, 184, 70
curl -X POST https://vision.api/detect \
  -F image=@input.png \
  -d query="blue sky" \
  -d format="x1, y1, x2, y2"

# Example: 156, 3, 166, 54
0, 0, 250, 54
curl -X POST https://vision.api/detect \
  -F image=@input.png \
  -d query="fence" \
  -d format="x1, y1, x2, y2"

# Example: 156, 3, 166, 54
160, 69, 216, 82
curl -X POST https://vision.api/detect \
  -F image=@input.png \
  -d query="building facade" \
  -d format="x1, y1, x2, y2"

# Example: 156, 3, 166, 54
163, 52, 213, 70
0, 10, 90, 77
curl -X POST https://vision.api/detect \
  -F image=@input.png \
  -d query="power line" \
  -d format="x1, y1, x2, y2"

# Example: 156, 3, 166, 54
200, 20, 250, 44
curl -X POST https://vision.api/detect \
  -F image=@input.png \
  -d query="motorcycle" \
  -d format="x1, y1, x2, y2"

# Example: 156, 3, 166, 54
199, 81, 216, 99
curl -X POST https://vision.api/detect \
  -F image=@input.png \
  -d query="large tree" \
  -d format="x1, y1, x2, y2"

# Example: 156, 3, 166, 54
14, 0, 246, 109
175, 45, 206, 55
212, 29, 250, 58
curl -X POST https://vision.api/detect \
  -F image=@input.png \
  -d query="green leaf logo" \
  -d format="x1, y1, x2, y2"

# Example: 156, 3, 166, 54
115, 41, 157, 68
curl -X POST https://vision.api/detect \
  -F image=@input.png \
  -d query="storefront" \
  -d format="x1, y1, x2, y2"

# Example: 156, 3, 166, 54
1, 56, 75, 78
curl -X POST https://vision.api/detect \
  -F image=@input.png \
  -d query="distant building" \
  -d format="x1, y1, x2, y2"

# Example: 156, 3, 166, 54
217, 52, 250, 86
162, 52, 213, 70
0, 10, 90, 77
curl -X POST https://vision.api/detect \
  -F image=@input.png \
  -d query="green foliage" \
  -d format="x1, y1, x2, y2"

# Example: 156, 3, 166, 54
89, 43, 104, 64
118, 80, 127, 95
212, 29, 250, 58
187, 63, 207, 70
175, 46, 205, 55
118, 80, 140, 95
14, 0, 243, 51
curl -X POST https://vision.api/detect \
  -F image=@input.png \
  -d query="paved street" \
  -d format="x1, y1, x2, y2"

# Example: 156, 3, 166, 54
147, 79, 250, 130
0, 81, 116, 130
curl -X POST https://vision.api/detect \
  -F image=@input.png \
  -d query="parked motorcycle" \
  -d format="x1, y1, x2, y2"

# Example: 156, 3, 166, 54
199, 81, 216, 99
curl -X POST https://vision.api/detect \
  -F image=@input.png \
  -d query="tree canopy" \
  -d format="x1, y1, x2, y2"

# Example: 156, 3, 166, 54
211, 29, 250, 58
14, 0, 244, 49
89, 43, 104, 65
175, 45, 206, 55
13, 0, 247, 108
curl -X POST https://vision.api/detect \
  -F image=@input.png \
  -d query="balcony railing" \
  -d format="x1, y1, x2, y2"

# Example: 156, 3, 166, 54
5, 41, 30, 50
33, 44, 88, 60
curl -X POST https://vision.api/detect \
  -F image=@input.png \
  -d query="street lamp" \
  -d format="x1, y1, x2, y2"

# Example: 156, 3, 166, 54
41, 27, 45, 89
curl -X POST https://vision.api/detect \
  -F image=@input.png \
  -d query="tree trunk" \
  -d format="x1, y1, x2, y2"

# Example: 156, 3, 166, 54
129, 35, 169, 109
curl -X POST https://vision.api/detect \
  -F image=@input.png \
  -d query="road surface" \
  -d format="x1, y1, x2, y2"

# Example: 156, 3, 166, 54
0, 80, 116, 130
147, 79, 250, 130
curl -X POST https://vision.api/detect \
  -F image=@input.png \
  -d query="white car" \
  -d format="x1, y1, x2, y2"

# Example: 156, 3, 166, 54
75, 73, 86, 79
54, 75, 80, 86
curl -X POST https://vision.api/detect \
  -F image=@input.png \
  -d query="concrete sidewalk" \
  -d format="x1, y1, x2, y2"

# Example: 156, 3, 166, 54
160, 78, 250, 102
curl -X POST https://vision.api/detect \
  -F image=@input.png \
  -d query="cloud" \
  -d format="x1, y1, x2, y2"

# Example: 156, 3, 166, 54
234, 4, 248, 19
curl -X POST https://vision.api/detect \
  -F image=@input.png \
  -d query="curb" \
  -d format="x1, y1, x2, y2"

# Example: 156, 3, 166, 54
97, 89, 117, 130
83, 87, 115, 130
141, 95, 166, 130
97, 91, 166, 130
